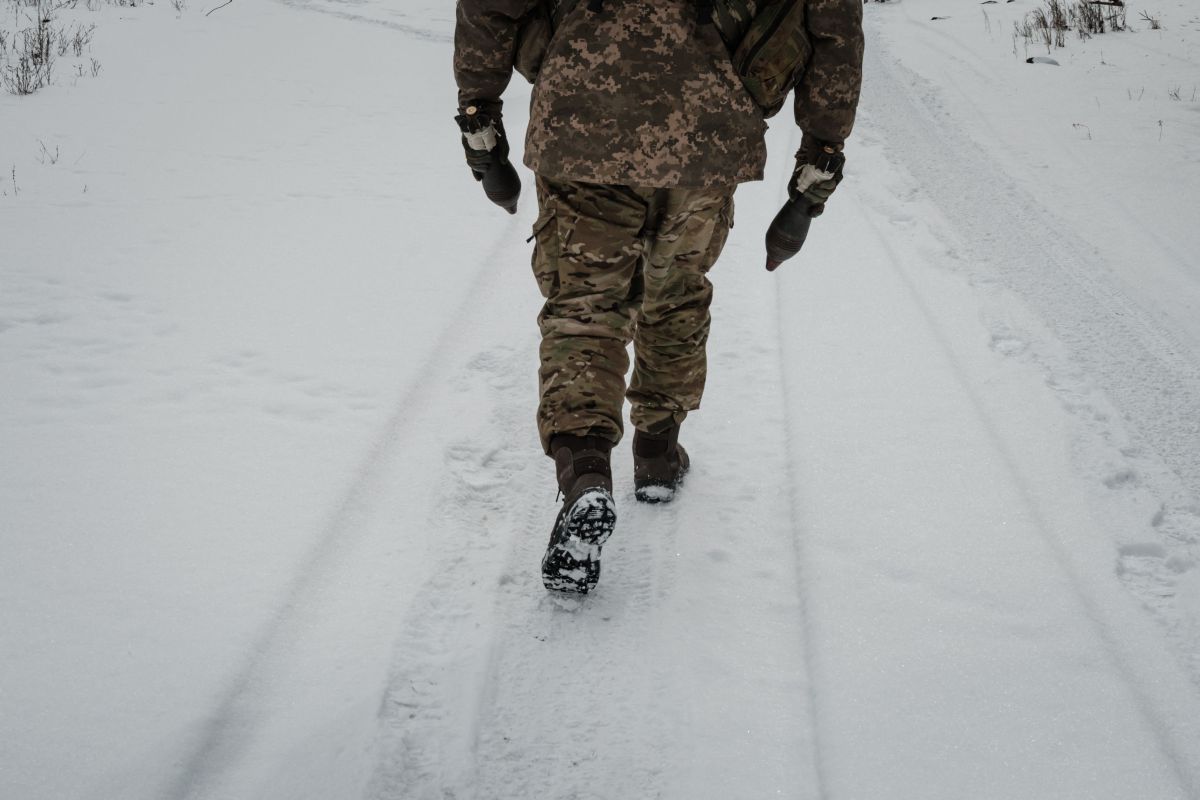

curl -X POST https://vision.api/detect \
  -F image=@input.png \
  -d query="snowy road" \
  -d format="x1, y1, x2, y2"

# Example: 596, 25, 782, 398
3, 0, 1200, 798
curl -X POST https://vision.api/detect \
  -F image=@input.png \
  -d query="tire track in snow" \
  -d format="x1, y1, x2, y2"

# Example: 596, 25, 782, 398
364, 447, 691, 798
865, 5, 1200, 698
364, 189, 825, 798
274, 0, 452, 43
768, 164, 1200, 796
857, 199, 1200, 797
810, 17, 1200, 784
659, 238, 822, 798
771, 126, 830, 800
863, 17, 1200, 500
467, 501, 685, 799
879, 1, 1200, 356
160, 218, 526, 800
361, 340, 545, 800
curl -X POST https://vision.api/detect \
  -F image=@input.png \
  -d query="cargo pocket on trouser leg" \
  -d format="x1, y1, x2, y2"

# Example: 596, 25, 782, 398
529, 194, 568, 453
719, 194, 735, 234
530, 203, 561, 300
703, 194, 735, 271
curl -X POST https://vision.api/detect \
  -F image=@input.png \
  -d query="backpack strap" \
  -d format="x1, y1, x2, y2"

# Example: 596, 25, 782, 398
712, 0, 753, 45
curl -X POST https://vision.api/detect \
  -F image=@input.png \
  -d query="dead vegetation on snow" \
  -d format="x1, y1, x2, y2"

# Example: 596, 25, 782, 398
1, 0, 172, 95
1012, 0, 1134, 52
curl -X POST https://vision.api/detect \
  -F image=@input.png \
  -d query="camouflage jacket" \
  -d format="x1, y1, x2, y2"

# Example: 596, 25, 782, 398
454, 0, 864, 189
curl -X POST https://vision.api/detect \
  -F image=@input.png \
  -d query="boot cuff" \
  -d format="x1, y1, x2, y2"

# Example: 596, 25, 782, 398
633, 426, 679, 458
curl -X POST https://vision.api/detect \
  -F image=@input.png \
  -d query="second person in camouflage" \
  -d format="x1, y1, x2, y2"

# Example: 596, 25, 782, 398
453, 0, 864, 593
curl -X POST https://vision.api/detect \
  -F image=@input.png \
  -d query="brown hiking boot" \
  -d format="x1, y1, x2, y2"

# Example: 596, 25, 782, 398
542, 435, 617, 593
633, 426, 690, 503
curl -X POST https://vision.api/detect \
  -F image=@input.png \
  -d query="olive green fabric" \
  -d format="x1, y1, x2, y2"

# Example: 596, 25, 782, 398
530, 175, 734, 452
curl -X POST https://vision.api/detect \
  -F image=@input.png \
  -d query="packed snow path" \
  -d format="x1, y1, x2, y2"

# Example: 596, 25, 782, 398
3, 1, 1200, 798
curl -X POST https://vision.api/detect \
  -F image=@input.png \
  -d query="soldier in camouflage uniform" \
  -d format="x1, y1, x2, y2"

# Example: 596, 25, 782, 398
454, 0, 863, 593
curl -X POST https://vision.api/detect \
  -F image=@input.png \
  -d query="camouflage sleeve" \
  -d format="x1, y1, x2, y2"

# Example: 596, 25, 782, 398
454, 0, 541, 111
794, 0, 864, 143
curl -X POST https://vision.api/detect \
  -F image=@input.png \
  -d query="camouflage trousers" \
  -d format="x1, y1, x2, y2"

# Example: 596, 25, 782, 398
530, 174, 735, 454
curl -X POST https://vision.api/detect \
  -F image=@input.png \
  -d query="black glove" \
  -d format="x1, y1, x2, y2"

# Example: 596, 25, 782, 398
455, 103, 510, 182
789, 135, 845, 216
454, 101, 522, 214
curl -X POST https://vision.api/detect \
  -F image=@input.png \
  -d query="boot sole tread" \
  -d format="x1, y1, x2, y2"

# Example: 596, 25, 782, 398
542, 489, 616, 594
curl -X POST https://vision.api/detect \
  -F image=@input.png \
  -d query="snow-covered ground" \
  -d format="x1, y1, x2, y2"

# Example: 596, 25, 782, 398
3, 0, 1200, 797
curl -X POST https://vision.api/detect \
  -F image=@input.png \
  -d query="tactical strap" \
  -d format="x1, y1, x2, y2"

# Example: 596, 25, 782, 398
550, 434, 614, 494
711, 0, 753, 45
632, 425, 680, 458
570, 454, 611, 478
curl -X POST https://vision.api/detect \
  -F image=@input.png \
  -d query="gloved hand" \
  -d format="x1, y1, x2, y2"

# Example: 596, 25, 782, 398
789, 135, 845, 217
455, 102, 509, 182
454, 101, 522, 214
